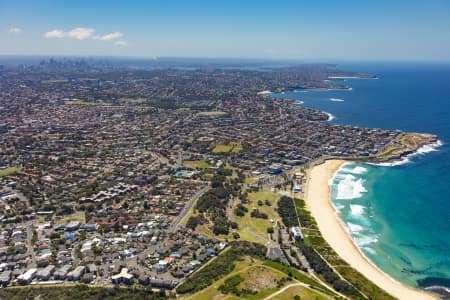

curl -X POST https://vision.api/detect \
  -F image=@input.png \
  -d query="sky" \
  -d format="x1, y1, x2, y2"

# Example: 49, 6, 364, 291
1, 0, 450, 61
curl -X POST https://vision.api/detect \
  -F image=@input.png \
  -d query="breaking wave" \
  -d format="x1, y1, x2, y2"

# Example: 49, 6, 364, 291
355, 235, 379, 246
347, 222, 364, 233
362, 247, 377, 255
368, 140, 443, 167
325, 112, 335, 121
346, 166, 368, 174
415, 140, 443, 155
330, 97, 345, 102
350, 204, 365, 216
335, 174, 367, 200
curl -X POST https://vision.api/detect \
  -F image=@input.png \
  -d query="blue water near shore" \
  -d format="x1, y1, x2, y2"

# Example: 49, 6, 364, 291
277, 62, 450, 291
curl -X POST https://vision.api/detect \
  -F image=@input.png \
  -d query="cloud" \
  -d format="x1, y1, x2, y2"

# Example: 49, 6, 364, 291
44, 29, 65, 39
67, 27, 95, 40
94, 32, 123, 41
44, 27, 95, 40
43, 27, 126, 46
8, 27, 22, 34
114, 40, 128, 46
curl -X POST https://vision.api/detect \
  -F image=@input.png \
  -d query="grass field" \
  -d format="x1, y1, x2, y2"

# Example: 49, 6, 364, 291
182, 256, 333, 300
400, 132, 432, 147
181, 256, 255, 300
244, 176, 258, 185
270, 285, 332, 300
262, 260, 334, 295
377, 133, 434, 160
233, 190, 281, 239
213, 142, 243, 154
182, 257, 288, 300
183, 160, 211, 169
0, 167, 22, 177
55, 211, 86, 224
189, 189, 282, 244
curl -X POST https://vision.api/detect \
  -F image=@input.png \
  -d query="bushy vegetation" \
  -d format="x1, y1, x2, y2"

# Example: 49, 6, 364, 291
277, 196, 299, 227
176, 241, 266, 294
296, 242, 361, 297
195, 175, 233, 234
194, 167, 242, 235
234, 203, 248, 216
186, 214, 207, 230
0, 284, 164, 300
218, 274, 248, 295
250, 208, 268, 219
196, 186, 229, 213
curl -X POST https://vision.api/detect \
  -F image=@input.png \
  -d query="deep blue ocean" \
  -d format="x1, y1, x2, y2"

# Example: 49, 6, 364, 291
277, 62, 450, 292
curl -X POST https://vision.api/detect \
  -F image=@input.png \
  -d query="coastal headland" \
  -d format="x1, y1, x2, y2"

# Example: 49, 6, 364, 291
304, 159, 438, 300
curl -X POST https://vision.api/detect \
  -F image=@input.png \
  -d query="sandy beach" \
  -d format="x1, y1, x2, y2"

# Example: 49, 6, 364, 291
304, 160, 437, 300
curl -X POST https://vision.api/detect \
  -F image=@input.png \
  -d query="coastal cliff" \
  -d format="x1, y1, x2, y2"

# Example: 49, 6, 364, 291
374, 132, 438, 163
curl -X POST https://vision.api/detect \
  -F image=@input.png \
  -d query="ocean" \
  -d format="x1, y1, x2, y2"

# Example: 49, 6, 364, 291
277, 62, 450, 293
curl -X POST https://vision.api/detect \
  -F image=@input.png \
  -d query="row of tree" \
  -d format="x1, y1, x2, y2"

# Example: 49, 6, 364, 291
277, 196, 299, 228
296, 242, 365, 298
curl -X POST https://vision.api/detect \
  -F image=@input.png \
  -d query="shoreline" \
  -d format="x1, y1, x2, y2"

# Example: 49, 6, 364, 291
367, 139, 443, 167
303, 159, 438, 300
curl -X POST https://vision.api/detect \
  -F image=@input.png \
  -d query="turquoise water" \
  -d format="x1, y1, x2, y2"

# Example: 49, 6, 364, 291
276, 62, 450, 292
330, 160, 449, 288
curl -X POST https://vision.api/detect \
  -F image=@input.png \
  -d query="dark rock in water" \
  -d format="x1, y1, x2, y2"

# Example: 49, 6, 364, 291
424, 286, 450, 298
418, 277, 450, 298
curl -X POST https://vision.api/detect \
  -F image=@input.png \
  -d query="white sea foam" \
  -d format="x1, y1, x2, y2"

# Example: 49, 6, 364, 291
334, 204, 345, 210
295, 100, 304, 105
347, 222, 364, 233
368, 140, 443, 167
325, 112, 335, 121
415, 140, 443, 155
327, 87, 353, 91
336, 174, 367, 200
330, 97, 345, 102
350, 204, 365, 216
355, 235, 378, 246
327, 88, 349, 91
349, 166, 368, 175
328, 76, 359, 79
368, 157, 410, 167
425, 286, 450, 294
362, 247, 377, 255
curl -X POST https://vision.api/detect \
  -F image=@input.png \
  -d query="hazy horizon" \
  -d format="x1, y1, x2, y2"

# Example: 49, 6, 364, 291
1, 0, 450, 61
